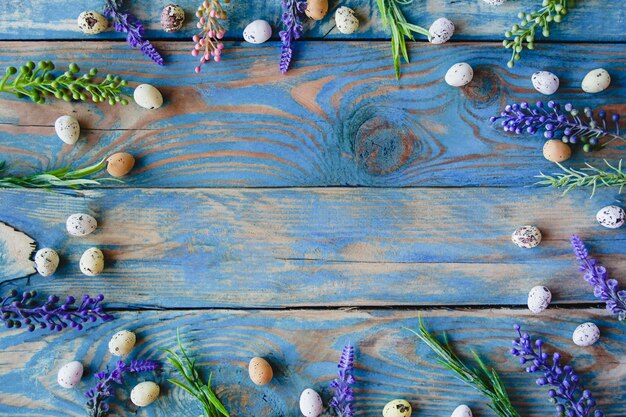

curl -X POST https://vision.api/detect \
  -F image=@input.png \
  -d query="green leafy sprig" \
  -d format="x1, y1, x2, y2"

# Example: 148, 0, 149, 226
0, 61, 129, 105
405, 319, 521, 417
161, 329, 230, 417
503, 0, 571, 67
376, 0, 430, 79
0, 159, 117, 189
537, 160, 626, 197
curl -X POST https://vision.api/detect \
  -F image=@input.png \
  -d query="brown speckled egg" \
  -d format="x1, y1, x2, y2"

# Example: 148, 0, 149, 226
305, 0, 328, 20
130, 381, 160, 407
107, 152, 135, 177
108, 329, 136, 356
248, 357, 273, 385
542, 140, 571, 163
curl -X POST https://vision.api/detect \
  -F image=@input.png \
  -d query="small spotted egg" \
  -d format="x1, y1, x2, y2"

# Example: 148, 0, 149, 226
482, 0, 506, 5
79, 247, 104, 276
54, 115, 81, 145
429, 17, 455, 44
596, 205, 625, 229
299, 388, 323, 417
445, 63, 473, 87
243, 20, 272, 44
77, 11, 108, 35
582, 68, 610, 93
248, 357, 273, 385
66, 213, 97, 237
106, 152, 135, 178
383, 399, 412, 417
572, 322, 600, 347
34, 248, 59, 277
305, 0, 328, 20
511, 225, 542, 249
130, 381, 160, 407
335, 7, 359, 35
527, 286, 552, 314
57, 361, 84, 388
451, 405, 473, 417
108, 329, 136, 356
542, 140, 571, 163
160, 4, 185, 33
532, 71, 560, 95
134, 84, 164, 110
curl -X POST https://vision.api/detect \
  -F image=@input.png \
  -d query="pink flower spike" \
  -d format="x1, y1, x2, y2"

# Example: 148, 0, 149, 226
214, 55, 221, 62
195, 11, 202, 18
195, 66, 201, 74
196, 22, 203, 29
218, 43, 225, 50
191, 49, 199, 56
195, 43, 202, 50
216, 31, 224, 39
200, 17, 206, 25
208, 30, 215, 38
192, 35, 200, 42
199, 38, 205, 45
204, 53, 211, 60
213, 48, 221, 56
210, 9, 216, 18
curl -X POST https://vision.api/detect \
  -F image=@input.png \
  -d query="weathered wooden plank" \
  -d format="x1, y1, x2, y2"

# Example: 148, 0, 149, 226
0, 41, 625, 187
0, 308, 623, 417
1, 0, 625, 41
1, 187, 624, 308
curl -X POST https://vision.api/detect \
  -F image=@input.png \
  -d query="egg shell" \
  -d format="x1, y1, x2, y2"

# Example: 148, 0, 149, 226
108, 329, 136, 356
532, 71, 560, 95
542, 140, 571, 163
596, 205, 625, 229
107, 152, 135, 178
511, 225, 542, 249
383, 399, 412, 417
80, 247, 104, 276
482, 0, 506, 5
77, 11, 108, 35
581, 68, 610, 93
134, 84, 164, 110
57, 361, 84, 388
243, 20, 272, 44
55, 115, 81, 145
429, 18, 455, 44
305, 0, 328, 20
34, 248, 59, 277
451, 405, 473, 417
131, 381, 160, 407
527, 286, 552, 314
335, 7, 359, 35
161, 4, 185, 33
572, 322, 600, 347
445, 63, 473, 87
248, 357, 273, 385
299, 388, 323, 417
66, 213, 97, 237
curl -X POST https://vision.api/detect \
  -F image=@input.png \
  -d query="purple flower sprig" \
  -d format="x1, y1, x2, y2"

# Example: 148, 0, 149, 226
329, 343, 355, 417
103, 0, 164, 66
279, 0, 307, 74
571, 234, 626, 320
0, 290, 114, 332
510, 325, 603, 417
490, 101, 624, 152
85, 359, 160, 417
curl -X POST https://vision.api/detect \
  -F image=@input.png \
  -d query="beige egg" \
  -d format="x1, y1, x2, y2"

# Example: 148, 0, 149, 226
305, 0, 328, 20
108, 329, 136, 356
106, 152, 135, 178
542, 140, 572, 162
248, 357, 273, 385
130, 381, 160, 407
79, 247, 104, 276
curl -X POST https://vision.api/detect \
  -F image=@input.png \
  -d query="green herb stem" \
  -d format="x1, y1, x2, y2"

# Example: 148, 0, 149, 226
536, 160, 626, 197
0, 159, 117, 189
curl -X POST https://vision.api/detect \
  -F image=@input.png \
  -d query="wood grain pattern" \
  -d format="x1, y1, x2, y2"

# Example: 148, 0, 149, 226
0, 308, 623, 417
1, 0, 625, 41
0, 41, 624, 187
1, 187, 624, 308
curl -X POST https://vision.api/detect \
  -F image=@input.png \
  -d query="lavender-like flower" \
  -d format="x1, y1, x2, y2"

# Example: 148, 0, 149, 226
329, 343, 355, 417
85, 359, 160, 417
490, 101, 623, 152
103, 0, 164, 66
279, 0, 307, 74
510, 324, 603, 417
0, 290, 114, 332
571, 234, 626, 320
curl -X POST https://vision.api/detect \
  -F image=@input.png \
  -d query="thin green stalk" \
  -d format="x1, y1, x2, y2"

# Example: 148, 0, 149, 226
536, 160, 626, 197
0, 159, 119, 189
405, 319, 521, 417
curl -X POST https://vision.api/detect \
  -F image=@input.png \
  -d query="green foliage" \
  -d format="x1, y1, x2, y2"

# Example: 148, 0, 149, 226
0, 159, 117, 189
161, 329, 230, 417
405, 319, 521, 417
0, 61, 129, 105
376, 0, 430, 79
537, 160, 626, 197
503, 0, 572, 67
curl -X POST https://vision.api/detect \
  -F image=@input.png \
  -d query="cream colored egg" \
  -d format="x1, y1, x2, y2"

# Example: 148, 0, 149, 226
542, 140, 571, 162
80, 247, 104, 276
299, 388, 323, 417
248, 357, 273, 385
57, 361, 84, 388
108, 329, 136, 356
55, 115, 81, 145
383, 399, 412, 417
130, 381, 160, 407
451, 405, 473, 417
77, 11, 108, 35
134, 84, 164, 110
107, 152, 135, 178
305, 0, 328, 20
34, 248, 59, 277
572, 322, 600, 347
335, 7, 359, 35
581, 68, 610, 93
445, 63, 473, 87
66, 213, 97, 237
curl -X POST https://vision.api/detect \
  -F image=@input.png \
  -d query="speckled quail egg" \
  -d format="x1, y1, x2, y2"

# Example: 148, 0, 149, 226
451, 405, 473, 417
134, 84, 163, 110
54, 115, 81, 145
582, 68, 610, 93
243, 20, 272, 44
79, 247, 104, 276
482, 0, 506, 5
532, 71, 560, 95
527, 286, 552, 314
131, 381, 160, 407
300, 388, 323, 417
572, 322, 600, 347
106, 152, 135, 177
305, 0, 328, 20
77, 11, 108, 35
160, 4, 185, 33
248, 357, 273, 385
108, 329, 136, 356
335, 7, 359, 35
429, 17, 455, 44
511, 225, 542, 249
445, 63, 473, 87
596, 205, 625, 229
57, 361, 84, 388
34, 248, 59, 277
383, 399, 412, 417
66, 213, 97, 237
542, 140, 571, 163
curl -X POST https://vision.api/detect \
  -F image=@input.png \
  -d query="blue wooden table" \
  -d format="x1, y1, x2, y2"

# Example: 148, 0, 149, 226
0, 1, 625, 416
